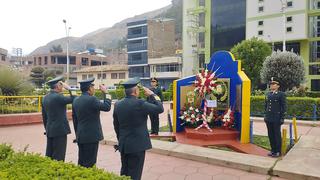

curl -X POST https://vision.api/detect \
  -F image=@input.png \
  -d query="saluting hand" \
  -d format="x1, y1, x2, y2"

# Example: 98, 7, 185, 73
99, 84, 108, 94
143, 87, 154, 97
60, 81, 71, 90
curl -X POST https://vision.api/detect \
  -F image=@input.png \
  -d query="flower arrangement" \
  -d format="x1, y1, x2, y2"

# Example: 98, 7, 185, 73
194, 69, 218, 99
221, 108, 235, 129
179, 106, 203, 126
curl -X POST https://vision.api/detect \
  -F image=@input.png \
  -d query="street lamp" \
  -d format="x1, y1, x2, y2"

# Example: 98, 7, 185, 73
63, 19, 71, 83
280, 0, 287, 51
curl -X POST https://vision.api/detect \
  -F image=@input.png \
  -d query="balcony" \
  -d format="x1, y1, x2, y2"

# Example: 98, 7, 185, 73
127, 43, 148, 52
127, 32, 148, 39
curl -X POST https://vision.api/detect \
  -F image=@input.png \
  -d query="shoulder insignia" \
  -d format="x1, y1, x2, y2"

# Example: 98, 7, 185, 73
154, 95, 161, 101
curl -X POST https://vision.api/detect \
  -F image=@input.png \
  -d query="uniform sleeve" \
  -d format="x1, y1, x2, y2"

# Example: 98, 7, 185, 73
280, 92, 287, 120
93, 94, 111, 112
113, 104, 119, 141
60, 90, 76, 105
264, 94, 267, 113
157, 87, 164, 102
141, 95, 164, 114
41, 100, 47, 130
72, 104, 78, 134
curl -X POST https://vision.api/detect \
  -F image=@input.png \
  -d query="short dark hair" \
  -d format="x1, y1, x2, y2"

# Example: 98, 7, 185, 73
80, 86, 90, 92
125, 87, 135, 96
50, 83, 58, 89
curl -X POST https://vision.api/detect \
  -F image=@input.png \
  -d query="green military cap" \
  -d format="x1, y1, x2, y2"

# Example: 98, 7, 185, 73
78, 77, 95, 89
47, 76, 63, 88
270, 77, 280, 85
121, 77, 140, 89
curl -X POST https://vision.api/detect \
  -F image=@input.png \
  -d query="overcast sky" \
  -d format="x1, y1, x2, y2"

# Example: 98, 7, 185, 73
0, 0, 172, 55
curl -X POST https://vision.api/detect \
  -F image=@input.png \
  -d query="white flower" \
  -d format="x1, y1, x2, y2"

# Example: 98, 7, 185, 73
191, 114, 195, 118
196, 118, 199, 121
195, 109, 199, 112
186, 118, 191, 122
184, 112, 187, 115
179, 116, 185, 119
189, 106, 194, 111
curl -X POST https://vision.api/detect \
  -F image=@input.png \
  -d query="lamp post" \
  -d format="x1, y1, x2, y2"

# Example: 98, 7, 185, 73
267, 35, 274, 51
63, 19, 71, 83
280, 0, 287, 51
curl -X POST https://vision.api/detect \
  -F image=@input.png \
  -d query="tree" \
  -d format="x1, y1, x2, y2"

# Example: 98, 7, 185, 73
50, 45, 63, 53
231, 37, 272, 89
30, 66, 45, 88
0, 67, 34, 96
260, 51, 305, 91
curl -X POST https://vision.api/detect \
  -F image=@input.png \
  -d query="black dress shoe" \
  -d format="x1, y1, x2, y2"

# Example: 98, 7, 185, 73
267, 152, 274, 156
271, 152, 281, 157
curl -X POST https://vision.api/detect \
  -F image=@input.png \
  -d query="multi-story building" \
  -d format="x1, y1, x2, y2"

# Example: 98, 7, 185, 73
74, 65, 128, 89
127, 19, 178, 88
28, 52, 109, 85
246, 0, 320, 91
0, 48, 8, 65
182, 0, 246, 76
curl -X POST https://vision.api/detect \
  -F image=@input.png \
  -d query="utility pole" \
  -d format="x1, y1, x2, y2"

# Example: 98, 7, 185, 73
280, 0, 287, 51
63, 19, 71, 83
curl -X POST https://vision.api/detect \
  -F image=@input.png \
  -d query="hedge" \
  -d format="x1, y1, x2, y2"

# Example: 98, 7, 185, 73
0, 144, 130, 180
251, 96, 320, 120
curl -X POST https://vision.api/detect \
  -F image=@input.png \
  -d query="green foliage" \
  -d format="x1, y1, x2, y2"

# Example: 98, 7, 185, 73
251, 96, 320, 120
0, 144, 130, 180
30, 66, 45, 88
167, 83, 173, 100
253, 135, 271, 150
0, 144, 14, 161
231, 37, 272, 89
162, 92, 171, 101
260, 51, 305, 91
0, 67, 34, 96
95, 90, 117, 100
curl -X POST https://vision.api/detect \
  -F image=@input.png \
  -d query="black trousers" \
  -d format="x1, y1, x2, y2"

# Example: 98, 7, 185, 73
78, 142, 99, 168
149, 114, 159, 134
120, 151, 145, 180
46, 135, 67, 161
266, 121, 282, 153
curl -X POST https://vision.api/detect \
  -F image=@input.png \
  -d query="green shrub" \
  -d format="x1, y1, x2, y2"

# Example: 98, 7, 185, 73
163, 92, 171, 101
0, 144, 130, 179
95, 90, 117, 100
0, 144, 14, 161
251, 96, 320, 120
306, 92, 320, 98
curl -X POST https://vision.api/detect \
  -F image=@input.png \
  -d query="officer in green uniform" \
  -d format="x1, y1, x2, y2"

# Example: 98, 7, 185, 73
113, 77, 163, 180
147, 77, 163, 135
72, 77, 111, 168
264, 77, 287, 157
42, 76, 74, 161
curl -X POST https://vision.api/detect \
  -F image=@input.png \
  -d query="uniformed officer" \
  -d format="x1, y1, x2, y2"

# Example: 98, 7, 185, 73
147, 77, 164, 135
72, 77, 111, 168
264, 77, 287, 157
113, 77, 164, 180
42, 76, 75, 161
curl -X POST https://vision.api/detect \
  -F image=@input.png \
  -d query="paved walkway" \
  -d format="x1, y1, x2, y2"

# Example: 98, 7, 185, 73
2, 103, 319, 180
0, 103, 292, 180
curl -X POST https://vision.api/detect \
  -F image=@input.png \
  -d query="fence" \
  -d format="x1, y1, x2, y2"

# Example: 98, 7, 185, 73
0, 96, 42, 114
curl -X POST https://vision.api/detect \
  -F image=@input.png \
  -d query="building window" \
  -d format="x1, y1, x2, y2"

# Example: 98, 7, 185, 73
103, 73, 106, 79
81, 58, 89, 66
258, 6, 264, 12
34, 57, 36, 65
258, 21, 264, 26
258, 30, 263, 36
311, 79, 320, 91
38, 57, 42, 65
309, 64, 320, 75
44, 56, 48, 65
286, 16, 292, 23
287, 1, 293, 8
286, 27, 292, 33
258, 0, 264, 2
119, 73, 126, 79
82, 74, 87, 80
98, 73, 102, 79
88, 74, 94, 78
1, 55, 5, 61
111, 73, 117, 79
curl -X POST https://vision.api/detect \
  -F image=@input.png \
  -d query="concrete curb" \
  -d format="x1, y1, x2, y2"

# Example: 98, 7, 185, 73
272, 135, 320, 180
251, 117, 319, 127
101, 135, 276, 175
